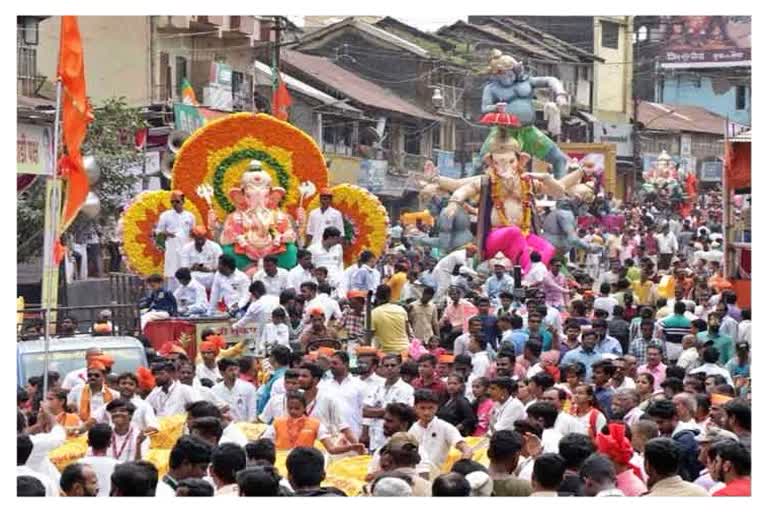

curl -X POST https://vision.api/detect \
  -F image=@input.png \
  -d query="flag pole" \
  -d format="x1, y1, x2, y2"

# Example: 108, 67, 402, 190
42, 78, 63, 398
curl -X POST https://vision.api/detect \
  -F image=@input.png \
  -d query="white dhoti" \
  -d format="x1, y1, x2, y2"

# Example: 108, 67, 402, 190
191, 271, 215, 290
163, 236, 188, 291
140, 310, 170, 330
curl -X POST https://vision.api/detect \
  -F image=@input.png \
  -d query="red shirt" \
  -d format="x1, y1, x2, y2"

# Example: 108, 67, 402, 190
713, 477, 751, 496
412, 377, 448, 403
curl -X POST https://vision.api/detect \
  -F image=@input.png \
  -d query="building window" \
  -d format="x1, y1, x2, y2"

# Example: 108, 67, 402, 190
638, 26, 648, 42
601, 21, 619, 49
736, 85, 747, 110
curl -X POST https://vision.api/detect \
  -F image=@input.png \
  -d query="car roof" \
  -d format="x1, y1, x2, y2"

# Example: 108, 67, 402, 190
17, 335, 145, 354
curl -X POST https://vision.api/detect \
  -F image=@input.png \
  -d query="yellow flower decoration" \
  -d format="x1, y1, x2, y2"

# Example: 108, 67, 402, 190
308, 184, 390, 266
120, 191, 203, 278
49, 434, 88, 471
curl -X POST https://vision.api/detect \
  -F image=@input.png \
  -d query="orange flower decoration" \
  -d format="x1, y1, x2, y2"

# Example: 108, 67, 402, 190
171, 113, 329, 222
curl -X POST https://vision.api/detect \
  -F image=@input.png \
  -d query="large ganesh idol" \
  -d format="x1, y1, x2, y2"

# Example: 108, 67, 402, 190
422, 130, 594, 272
170, 113, 331, 274
218, 161, 298, 272
480, 49, 571, 178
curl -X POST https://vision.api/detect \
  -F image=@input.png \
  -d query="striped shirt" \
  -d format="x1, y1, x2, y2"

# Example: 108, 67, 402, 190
659, 314, 691, 344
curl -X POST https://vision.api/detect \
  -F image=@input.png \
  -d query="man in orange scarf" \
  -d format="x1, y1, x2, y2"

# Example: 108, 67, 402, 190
67, 361, 117, 422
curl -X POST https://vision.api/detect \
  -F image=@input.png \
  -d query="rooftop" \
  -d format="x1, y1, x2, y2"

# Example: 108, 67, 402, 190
638, 101, 749, 135
281, 49, 438, 121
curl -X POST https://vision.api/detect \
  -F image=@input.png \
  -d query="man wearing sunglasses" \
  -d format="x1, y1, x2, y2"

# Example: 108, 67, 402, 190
155, 190, 196, 290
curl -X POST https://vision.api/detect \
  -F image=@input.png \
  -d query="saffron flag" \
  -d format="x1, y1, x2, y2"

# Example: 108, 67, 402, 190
57, 15, 93, 233
180, 78, 199, 106
272, 72, 292, 121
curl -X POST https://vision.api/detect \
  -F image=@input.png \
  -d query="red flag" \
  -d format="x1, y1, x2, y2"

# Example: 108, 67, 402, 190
272, 73, 292, 121
57, 16, 93, 232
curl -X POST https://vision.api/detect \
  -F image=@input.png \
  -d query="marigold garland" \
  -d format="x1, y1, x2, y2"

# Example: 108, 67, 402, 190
308, 184, 389, 267
171, 113, 328, 222
119, 191, 203, 277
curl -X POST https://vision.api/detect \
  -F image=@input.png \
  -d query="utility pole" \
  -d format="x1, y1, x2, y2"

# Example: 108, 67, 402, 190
631, 25, 641, 199
271, 16, 283, 98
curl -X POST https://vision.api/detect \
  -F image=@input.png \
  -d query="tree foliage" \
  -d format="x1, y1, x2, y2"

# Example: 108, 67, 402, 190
17, 97, 148, 262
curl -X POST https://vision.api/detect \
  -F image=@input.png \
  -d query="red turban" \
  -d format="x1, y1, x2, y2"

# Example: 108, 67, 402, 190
159, 342, 186, 357
136, 367, 156, 392
200, 335, 226, 356
596, 423, 634, 466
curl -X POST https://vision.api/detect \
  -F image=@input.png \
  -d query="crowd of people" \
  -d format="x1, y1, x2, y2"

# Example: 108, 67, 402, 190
17, 186, 751, 497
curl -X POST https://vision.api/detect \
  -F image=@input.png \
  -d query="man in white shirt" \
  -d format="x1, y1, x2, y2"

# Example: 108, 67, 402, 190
145, 361, 200, 417
431, 244, 477, 303
93, 372, 159, 434
593, 282, 619, 319
408, 389, 473, 473
296, 363, 359, 444
522, 251, 549, 289
542, 388, 585, 435
655, 224, 678, 271
61, 346, 103, 391
308, 226, 344, 287
173, 267, 209, 316
286, 249, 317, 292
17, 433, 58, 496
468, 336, 492, 383
179, 226, 223, 290
232, 281, 281, 343
155, 190, 196, 289
17, 408, 65, 487
211, 359, 258, 422
77, 423, 119, 496
362, 354, 415, 451
207, 255, 251, 316
259, 369, 301, 423
326, 351, 369, 439
488, 377, 525, 436
526, 402, 563, 453
253, 254, 289, 297
196, 338, 224, 383
260, 308, 291, 351
67, 362, 119, 421
302, 282, 343, 327
305, 188, 345, 247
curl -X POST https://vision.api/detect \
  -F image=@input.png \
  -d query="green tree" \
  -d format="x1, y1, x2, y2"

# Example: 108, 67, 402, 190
17, 97, 148, 262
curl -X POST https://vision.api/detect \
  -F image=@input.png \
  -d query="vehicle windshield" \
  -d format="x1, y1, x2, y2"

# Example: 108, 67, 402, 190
20, 347, 146, 382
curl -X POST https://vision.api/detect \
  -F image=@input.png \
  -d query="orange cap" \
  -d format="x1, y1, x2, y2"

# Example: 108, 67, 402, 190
710, 393, 733, 406
356, 346, 379, 356
87, 361, 106, 372
92, 354, 114, 368
347, 290, 368, 300
170, 190, 184, 201
308, 307, 325, 317
319, 187, 333, 196
317, 346, 336, 357
438, 354, 455, 364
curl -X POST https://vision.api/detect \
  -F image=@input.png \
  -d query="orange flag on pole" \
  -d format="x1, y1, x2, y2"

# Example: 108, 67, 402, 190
272, 72, 292, 121
57, 15, 93, 232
